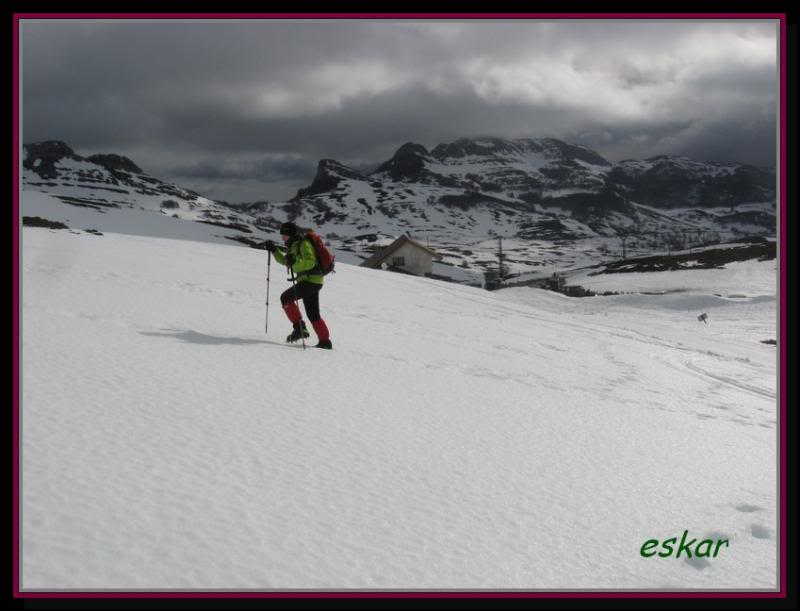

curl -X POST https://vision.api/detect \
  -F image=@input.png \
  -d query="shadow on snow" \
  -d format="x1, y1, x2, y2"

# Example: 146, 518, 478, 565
140, 328, 302, 348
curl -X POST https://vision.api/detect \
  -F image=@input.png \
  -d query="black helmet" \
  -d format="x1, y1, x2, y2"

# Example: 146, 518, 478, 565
279, 221, 299, 236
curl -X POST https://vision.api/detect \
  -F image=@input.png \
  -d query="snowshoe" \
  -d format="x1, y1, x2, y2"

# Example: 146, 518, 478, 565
315, 339, 333, 350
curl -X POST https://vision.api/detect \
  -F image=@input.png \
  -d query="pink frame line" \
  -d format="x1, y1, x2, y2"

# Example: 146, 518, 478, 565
12, 12, 788, 600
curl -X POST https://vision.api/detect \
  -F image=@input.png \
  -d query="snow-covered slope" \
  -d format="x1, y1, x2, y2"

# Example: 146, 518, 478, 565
21, 190, 266, 248
23, 141, 270, 244
20, 225, 778, 590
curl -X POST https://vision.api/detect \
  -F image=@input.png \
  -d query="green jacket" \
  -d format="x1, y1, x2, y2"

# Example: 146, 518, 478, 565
273, 237, 324, 285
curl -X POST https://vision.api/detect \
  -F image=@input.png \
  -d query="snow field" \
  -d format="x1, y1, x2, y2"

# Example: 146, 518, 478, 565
21, 228, 777, 590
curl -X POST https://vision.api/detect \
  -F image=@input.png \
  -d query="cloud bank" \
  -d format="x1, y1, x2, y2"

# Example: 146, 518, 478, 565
21, 19, 779, 202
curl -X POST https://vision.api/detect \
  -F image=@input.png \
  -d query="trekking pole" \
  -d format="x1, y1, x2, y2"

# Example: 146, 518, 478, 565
289, 267, 306, 350
265, 251, 271, 334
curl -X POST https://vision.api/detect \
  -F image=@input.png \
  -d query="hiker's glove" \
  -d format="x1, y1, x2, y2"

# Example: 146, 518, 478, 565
263, 240, 276, 253
285, 253, 296, 265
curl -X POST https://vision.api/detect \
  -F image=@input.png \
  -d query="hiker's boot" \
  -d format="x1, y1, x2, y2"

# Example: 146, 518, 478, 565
286, 321, 310, 343
311, 320, 331, 350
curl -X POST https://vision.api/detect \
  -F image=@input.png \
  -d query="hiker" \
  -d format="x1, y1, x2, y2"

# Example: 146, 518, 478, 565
261, 222, 333, 349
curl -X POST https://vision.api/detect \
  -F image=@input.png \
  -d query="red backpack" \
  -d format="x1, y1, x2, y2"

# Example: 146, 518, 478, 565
305, 230, 336, 276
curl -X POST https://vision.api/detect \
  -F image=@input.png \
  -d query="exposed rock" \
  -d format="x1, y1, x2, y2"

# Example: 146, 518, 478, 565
23, 141, 82, 179
372, 142, 433, 182
86, 153, 143, 174
539, 138, 611, 166
431, 137, 518, 159
293, 159, 367, 199
22, 216, 69, 229
609, 157, 775, 208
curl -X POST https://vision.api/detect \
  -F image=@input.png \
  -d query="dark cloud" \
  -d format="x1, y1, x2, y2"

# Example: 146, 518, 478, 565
571, 115, 777, 169
21, 19, 779, 202
170, 156, 316, 181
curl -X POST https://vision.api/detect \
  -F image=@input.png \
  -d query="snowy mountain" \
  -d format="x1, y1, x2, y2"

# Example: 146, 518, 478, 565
22, 141, 270, 245
610, 155, 776, 209
271, 137, 775, 238
249, 137, 776, 283
22, 138, 776, 285
20, 226, 778, 590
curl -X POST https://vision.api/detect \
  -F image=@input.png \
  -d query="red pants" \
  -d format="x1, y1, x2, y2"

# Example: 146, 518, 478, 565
281, 282, 329, 340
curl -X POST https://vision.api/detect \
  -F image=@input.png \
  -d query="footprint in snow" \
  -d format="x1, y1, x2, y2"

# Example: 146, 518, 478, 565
750, 524, 771, 540
684, 555, 712, 571
683, 530, 732, 572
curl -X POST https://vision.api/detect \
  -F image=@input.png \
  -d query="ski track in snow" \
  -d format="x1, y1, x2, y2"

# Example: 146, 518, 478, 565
20, 228, 778, 591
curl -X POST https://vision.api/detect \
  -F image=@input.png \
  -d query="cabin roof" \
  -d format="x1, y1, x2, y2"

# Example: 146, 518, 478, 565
359, 235, 442, 268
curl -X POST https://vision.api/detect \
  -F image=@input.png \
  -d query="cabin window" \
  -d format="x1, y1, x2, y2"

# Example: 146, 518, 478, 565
392, 256, 405, 267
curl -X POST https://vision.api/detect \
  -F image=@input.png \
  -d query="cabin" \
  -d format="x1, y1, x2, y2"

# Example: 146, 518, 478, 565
359, 235, 442, 277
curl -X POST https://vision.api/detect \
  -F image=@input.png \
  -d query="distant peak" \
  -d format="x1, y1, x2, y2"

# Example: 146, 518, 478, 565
393, 142, 430, 158
24, 140, 78, 160
317, 159, 366, 180
23, 141, 83, 179
292, 159, 365, 200
371, 143, 432, 181
431, 137, 519, 159
23, 141, 146, 175
87, 153, 143, 174
319, 158, 349, 169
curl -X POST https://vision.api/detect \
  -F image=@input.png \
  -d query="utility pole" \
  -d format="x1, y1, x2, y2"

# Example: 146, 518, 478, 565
498, 236, 505, 281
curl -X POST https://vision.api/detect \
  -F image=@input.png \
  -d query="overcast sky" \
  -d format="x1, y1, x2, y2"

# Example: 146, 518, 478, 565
21, 18, 779, 203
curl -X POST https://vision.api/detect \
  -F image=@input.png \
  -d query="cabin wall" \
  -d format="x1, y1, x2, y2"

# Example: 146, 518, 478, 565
389, 243, 434, 275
